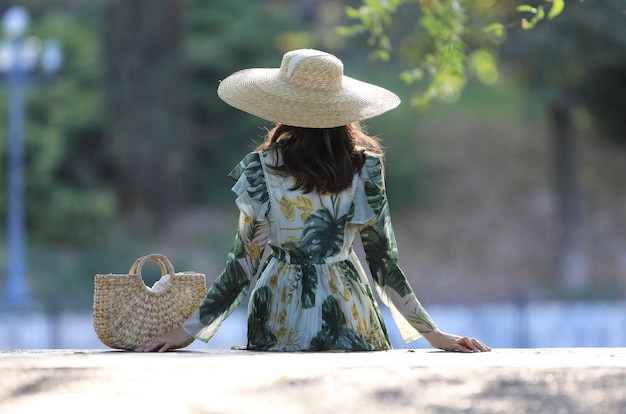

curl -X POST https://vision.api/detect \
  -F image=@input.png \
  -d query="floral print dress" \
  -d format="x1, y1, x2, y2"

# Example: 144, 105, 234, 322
182, 150, 437, 351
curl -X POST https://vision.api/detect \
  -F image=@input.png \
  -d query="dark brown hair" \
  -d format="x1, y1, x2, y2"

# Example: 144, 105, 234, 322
256, 122, 383, 194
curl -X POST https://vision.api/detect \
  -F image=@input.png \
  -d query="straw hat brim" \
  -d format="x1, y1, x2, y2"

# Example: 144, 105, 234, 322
217, 68, 401, 128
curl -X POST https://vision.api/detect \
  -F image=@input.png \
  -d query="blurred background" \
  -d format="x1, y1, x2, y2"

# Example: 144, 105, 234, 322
0, 0, 624, 350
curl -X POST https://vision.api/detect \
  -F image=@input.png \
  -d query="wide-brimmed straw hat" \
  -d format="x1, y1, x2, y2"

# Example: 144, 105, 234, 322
217, 49, 401, 128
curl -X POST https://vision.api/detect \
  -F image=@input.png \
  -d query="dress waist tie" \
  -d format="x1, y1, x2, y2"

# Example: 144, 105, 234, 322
270, 247, 351, 265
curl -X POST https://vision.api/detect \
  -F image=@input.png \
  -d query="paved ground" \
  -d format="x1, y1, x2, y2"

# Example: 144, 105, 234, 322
1, 348, 625, 413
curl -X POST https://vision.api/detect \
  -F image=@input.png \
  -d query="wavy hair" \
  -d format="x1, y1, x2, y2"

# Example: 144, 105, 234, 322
256, 122, 383, 194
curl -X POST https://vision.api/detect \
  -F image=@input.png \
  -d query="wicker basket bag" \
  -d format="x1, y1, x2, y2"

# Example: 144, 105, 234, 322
93, 253, 206, 350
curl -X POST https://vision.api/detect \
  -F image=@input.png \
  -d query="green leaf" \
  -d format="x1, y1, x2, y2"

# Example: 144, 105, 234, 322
517, 5, 538, 13
300, 264, 317, 309
373, 49, 391, 61
335, 25, 362, 37
521, 5, 546, 30
548, 0, 565, 19
399, 71, 412, 84
345, 6, 362, 19
309, 296, 372, 351
385, 267, 412, 297
300, 208, 347, 257
247, 286, 277, 350
483, 23, 505, 39
199, 258, 249, 323
531, 6, 546, 24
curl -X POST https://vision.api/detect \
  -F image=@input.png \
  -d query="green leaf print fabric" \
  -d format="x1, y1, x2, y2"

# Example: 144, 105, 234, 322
359, 156, 437, 342
182, 151, 436, 350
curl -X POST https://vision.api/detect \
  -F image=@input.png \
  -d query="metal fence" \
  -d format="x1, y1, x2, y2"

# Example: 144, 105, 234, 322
1, 301, 625, 350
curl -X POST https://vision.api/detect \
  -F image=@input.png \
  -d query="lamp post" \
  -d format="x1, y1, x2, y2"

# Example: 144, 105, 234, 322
1, 6, 62, 308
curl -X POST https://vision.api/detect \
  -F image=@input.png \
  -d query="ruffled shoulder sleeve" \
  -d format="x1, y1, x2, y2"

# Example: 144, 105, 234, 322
349, 155, 386, 225
227, 152, 269, 221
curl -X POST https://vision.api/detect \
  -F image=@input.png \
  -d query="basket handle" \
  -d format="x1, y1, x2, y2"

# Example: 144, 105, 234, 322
129, 253, 176, 277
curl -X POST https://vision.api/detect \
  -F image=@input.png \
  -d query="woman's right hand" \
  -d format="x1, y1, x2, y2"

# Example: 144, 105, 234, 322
135, 327, 194, 352
423, 329, 491, 353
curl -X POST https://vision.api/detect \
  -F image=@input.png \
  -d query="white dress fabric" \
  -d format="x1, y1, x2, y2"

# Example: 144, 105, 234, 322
182, 150, 436, 351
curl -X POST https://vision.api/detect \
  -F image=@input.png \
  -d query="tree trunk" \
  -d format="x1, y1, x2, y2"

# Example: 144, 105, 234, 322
550, 97, 589, 291
99, 0, 191, 229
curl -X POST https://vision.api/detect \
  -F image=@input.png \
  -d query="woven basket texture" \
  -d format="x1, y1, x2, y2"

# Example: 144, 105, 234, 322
93, 254, 206, 350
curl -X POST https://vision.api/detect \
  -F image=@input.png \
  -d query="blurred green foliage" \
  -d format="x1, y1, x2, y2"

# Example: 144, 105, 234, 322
344, 0, 626, 144
2, 0, 622, 306
0, 5, 115, 246
0, 0, 297, 245
0, 0, 430, 246
183, 0, 298, 204
339, 0, 509, 106
501, 0, 626, 144
0, 0, 433, 306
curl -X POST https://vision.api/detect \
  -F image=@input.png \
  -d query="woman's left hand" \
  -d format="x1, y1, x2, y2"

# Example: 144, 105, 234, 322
423, 329, 491, 352
135, 327, 193, 352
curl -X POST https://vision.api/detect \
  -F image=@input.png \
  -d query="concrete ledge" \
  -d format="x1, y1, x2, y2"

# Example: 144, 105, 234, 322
1, 348, 625, 413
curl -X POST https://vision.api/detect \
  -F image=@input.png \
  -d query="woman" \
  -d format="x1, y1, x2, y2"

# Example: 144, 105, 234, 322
136, 49, 490, 353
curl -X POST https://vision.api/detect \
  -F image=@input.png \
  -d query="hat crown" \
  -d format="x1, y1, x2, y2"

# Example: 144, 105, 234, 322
279, 49, 343, 91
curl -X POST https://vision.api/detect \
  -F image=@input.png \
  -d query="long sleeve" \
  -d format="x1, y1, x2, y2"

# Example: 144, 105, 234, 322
182, 213, 270, 342
358, 156, 437, 343
182, 152, 271, 342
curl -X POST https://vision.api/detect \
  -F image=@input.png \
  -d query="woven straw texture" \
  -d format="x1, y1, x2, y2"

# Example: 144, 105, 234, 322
217, 49, 401, 128
93, 254, 206, 350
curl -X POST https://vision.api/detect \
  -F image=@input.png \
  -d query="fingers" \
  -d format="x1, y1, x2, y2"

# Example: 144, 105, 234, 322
158, 342, 172, 353
134, 341, 153, 352
426, 330, 491, 353
470, 337, 491, 352
135, 338, 168, 352
455, 336, 491, 353
134, 328, 192, 352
